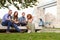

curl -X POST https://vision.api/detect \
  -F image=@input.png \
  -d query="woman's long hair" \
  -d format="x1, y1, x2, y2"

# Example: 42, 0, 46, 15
13, 11, 18, 20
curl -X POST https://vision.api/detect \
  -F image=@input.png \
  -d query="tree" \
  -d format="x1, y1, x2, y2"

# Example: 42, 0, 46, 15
0, 0, 38, 10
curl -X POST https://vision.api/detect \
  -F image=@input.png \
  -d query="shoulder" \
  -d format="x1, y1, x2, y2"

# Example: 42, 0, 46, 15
4, 14, 8, 16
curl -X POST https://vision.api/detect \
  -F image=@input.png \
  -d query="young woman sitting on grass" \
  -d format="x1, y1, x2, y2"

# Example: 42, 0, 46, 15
26, 14, 35, 33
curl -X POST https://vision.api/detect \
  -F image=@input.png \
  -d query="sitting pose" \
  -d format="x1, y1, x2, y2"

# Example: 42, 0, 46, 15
19, 12, 27, 26
1, 10, 20, 33
26, 14, 35, 33
12, 11, 20, 26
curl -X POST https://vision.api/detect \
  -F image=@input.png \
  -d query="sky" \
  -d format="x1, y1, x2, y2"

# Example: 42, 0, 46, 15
0, 5, 34, 19
0, 0, 57, 19
45, 6, 57, 18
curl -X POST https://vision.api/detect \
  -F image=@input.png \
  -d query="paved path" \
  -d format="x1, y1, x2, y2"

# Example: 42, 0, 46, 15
40, 28, 60, 33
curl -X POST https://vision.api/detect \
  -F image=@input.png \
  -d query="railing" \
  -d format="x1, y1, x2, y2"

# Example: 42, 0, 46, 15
37, 1, 57, 9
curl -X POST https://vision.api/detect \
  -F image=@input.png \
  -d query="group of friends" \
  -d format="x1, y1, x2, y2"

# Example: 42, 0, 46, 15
1, 10, 35, 33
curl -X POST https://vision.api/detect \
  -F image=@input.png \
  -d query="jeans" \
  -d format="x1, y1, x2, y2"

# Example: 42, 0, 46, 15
13, 23, 20, 26
1, 20, 20, 32
20, 22, 27, 26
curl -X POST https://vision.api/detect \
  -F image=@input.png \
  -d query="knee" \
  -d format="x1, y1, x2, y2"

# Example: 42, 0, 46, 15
1, 22, 4, 26
13, 24, 17, 27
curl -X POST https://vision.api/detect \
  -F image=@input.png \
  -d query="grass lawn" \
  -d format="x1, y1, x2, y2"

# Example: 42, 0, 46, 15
0, 32, 60, 40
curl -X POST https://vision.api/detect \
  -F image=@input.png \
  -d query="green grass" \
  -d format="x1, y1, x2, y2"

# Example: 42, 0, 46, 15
0, 32, 60, 40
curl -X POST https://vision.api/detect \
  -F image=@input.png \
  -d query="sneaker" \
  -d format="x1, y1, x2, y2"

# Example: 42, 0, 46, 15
28, 30, 31, 33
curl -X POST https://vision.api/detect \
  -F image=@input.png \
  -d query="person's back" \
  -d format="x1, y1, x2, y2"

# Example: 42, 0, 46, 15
2, 14, 12, 22
2, 11, 12, 26
2, 14, 8, 22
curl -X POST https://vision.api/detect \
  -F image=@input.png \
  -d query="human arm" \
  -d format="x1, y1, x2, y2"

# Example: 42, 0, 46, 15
5, 15, 11, 20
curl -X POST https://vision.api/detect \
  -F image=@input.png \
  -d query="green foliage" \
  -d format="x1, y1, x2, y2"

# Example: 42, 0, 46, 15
0, 0, 6, 6
8, 0, 12, 4
18, 0, 22, 3
0, 0, 37, 10
13, 3, 20, 10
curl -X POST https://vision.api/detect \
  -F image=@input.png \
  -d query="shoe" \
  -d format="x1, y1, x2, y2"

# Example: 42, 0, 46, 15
28, 30, 31, 33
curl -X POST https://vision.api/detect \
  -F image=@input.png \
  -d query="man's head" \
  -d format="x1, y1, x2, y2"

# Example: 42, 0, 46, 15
8, 10, 12, 15
22, 12, 25, 17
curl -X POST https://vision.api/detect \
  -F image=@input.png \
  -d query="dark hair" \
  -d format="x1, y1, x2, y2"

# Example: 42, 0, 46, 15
9, 10, 12, 11
8, 10, 12, 13
13, 11, 18, 19
27, 14, 32, 20
22, 12, 25, 14
40, 18, 42, 21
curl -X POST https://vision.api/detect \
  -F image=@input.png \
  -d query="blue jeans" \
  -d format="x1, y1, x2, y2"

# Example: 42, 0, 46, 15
1, 20, 20, 32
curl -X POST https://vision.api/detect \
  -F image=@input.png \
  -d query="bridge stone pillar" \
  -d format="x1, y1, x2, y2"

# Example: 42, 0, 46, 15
55, 0, 60, 28
34, 7, 45, 25
35, 7, 45, 21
